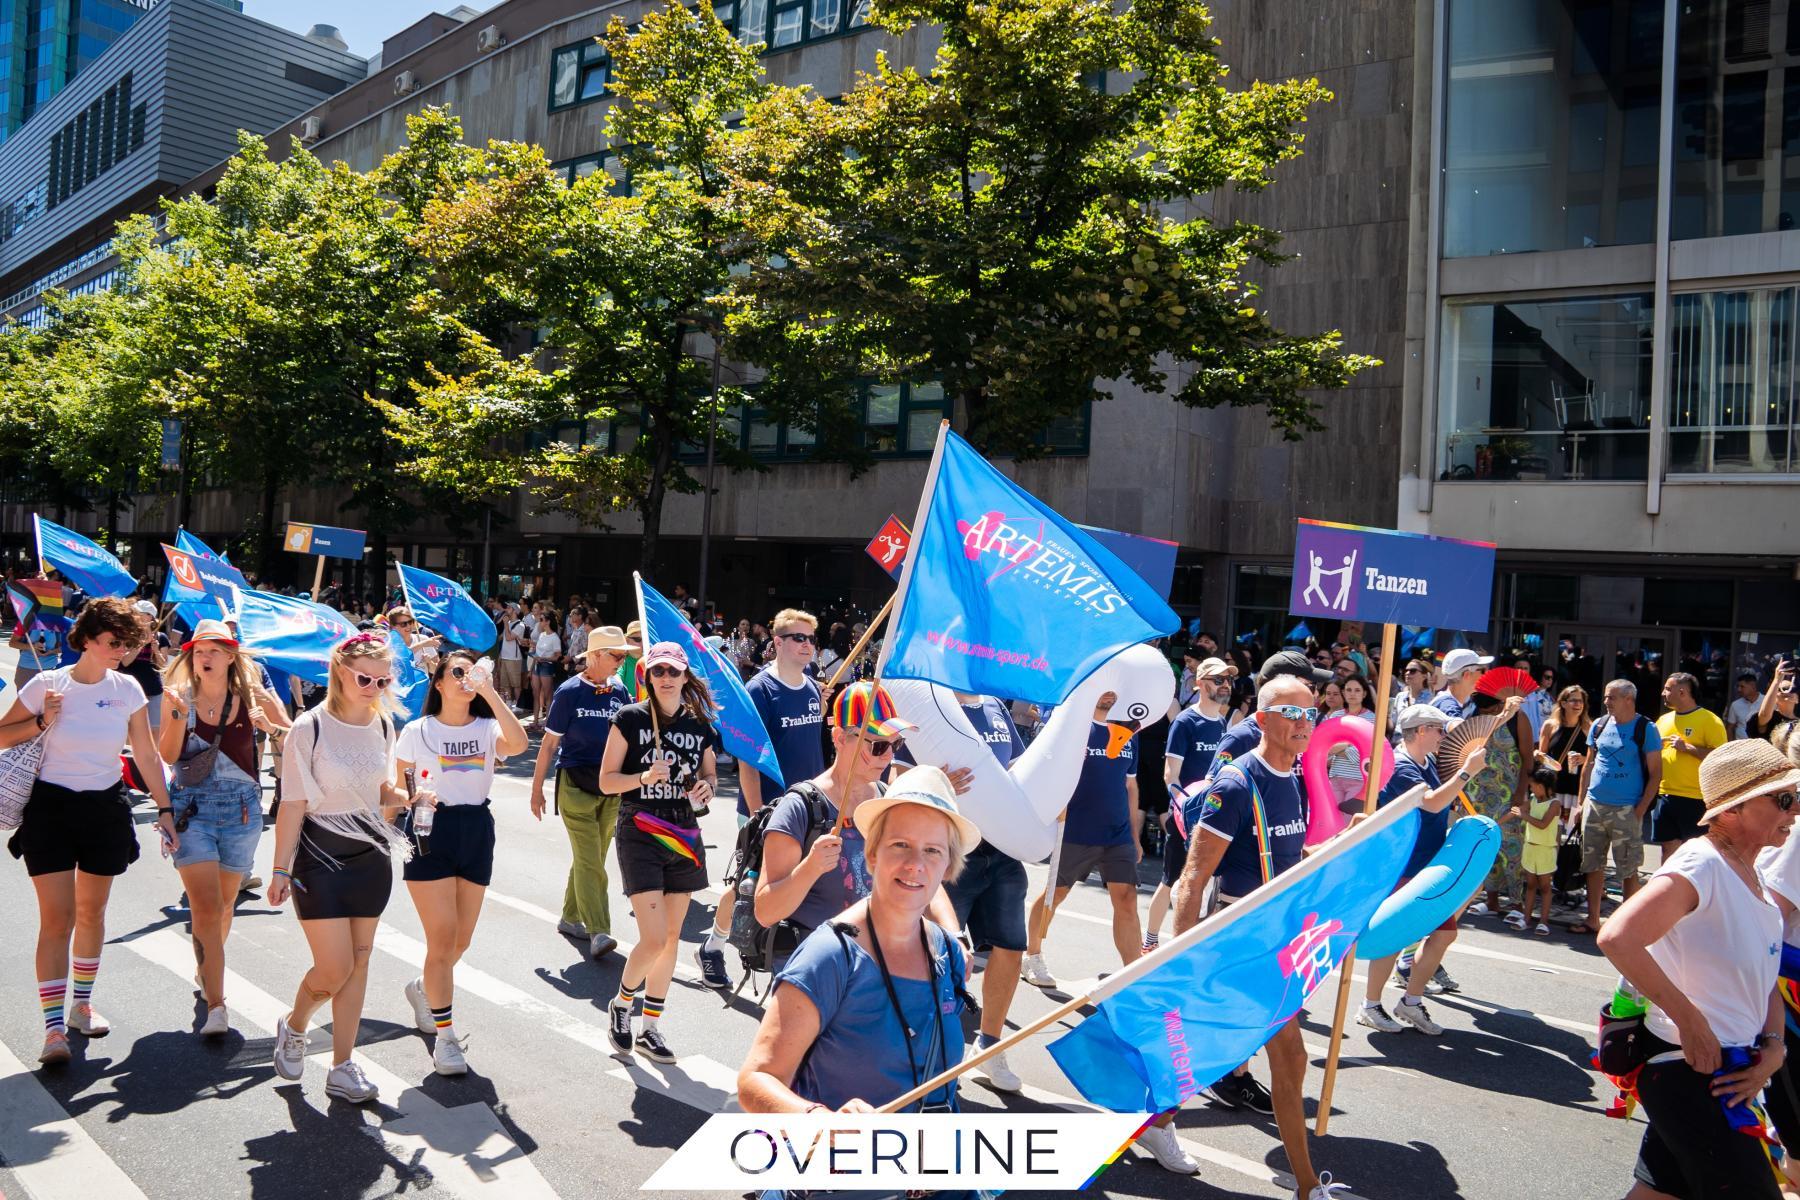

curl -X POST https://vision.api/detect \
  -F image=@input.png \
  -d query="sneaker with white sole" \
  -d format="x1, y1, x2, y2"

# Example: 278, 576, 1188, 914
66, 1003, 109, 1038
201, 1005, 231, 1038
608, 1002, 633, 1054
1134, 1123, 1198, 1174
272, 1015, 308, 1080
324, 1059, 379, 1103
402, 977, 435, 1034
635, 1028, 676, 1065
976, 1049, 1022, 1092
38, 1030, 70, 1065
1020, 953, 1056, 988
1356, 1002, 1404, 1033
1392, 998, 1443, 1035
1306, 1170, 1353, 1199
1430, 965, 1460, 994
433, 1031, 470, 1076
695, 943, 731, 990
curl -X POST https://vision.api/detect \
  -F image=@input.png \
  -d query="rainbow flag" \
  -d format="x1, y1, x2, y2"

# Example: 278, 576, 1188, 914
437, 752, 486, 775
8, 578, 67, 662
632, 811, 703, 867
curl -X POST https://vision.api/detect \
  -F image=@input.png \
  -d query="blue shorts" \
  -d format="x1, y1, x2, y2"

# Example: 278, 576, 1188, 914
170, 774, 264, 876
533, 662, 557, 679
945, 842, 1028, 952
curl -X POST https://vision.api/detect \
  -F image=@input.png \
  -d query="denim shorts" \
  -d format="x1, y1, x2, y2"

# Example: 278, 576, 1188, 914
945, 842, 1028, 952
170, 774, 264, 875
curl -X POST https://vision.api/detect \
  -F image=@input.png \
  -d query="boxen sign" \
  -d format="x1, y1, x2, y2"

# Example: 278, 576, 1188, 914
284, 522, 366, 561
1288, 519, 1496, 632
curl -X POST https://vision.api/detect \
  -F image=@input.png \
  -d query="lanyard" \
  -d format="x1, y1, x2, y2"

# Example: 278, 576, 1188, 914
867, 919, 946, 1111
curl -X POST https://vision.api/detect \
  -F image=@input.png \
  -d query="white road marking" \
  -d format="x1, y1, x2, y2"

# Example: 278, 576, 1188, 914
0, 1040, 150, 1200
606, 1054, 742, 1113
125, 928, 559, 1198
1443, 940, 1609, 978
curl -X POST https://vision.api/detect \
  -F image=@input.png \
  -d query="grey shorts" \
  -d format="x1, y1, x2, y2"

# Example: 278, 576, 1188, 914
1581, 800, 1645, 877
1056, 841, 1137, 888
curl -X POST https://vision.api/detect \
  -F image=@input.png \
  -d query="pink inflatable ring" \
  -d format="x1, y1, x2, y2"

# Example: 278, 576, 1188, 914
1301, 718, 1394, 846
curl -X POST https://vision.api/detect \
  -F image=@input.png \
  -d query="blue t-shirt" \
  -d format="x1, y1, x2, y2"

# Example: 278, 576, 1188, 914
545, 673, 627, 769
1062, 722, 1139, 847
1431, 692, 1473, 721
767, 788, 869, 931
1205, 719, 1263, 782
744, 668, 826, 816
894, 696, 1023, 770
776, 921, 966, 1112
1166, 707, 1228, 790
1588, 714, 1662, 806
1195, 752, 1307, 898
1379, 752, 1445, 878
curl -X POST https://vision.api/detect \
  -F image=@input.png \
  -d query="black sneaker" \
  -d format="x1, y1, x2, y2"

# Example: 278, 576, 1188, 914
1211, 1071, 1275, 1115
635, 1028, 676, 1065
695, 943, 731, 990
608, 1001, 633, 1054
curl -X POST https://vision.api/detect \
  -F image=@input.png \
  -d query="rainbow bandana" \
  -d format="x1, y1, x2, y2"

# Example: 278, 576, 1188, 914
829, 681, 917, 739
632, 811, 703, 866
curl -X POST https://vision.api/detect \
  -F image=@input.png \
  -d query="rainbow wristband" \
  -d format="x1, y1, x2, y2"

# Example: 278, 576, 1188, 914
271, 867, 292, 880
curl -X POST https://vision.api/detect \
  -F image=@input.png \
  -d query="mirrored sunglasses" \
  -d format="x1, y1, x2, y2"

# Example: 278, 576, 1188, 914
1260, 704, 1320, 723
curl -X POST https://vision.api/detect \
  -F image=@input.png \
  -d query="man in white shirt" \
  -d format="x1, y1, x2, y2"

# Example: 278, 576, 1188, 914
1728, 672, 1762, 740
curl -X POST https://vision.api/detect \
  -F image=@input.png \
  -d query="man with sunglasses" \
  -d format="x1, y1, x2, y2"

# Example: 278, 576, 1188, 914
696, 609, 828, 988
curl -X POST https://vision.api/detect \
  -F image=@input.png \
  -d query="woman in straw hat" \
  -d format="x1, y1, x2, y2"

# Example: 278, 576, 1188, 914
738, 764, 980, 1122
1600, 739, 1800, 1199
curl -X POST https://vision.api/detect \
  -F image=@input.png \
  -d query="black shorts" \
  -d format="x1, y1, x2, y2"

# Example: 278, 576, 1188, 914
1634, 1034, 1786, 1200
615, 810, 709, 896
1161, 819, 1188, 887
292, 817, 394, 921
402, 802, 495, 886
8, 779, 139, 877
1650, 794, 1706, 845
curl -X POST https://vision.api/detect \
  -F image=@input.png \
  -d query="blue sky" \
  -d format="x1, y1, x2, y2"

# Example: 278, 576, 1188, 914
243, 0, 473, 58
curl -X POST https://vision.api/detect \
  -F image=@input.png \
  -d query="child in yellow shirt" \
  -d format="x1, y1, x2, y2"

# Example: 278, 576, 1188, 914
1517, 765, 1562, 936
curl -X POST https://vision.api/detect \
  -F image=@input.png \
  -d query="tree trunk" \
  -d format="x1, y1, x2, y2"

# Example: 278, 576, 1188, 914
371, 529, 391, 607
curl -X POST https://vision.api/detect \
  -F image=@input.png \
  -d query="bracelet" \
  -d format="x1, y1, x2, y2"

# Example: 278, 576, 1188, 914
271, 867, 292, 879
156, 807, 173, 815
804, 1103, 828, 1114
33, 714, 44, 731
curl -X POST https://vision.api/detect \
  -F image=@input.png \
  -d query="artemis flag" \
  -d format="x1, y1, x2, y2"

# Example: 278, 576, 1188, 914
635, 575, 784, 791
386, 627, 430, 722
879, 427, 1179, 706
34, 515, 136, 599
1047, 787, 1423, 1113
396, 562, 496, 653
234, 589, 356, 687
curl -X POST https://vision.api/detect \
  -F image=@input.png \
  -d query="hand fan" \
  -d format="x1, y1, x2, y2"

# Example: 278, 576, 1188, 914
1436, 696, 1525, 781
1474, 666, 1537, 699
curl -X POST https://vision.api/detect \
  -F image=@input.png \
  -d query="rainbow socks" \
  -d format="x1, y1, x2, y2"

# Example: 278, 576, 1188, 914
431, 1004, 453, 1032
70, 956, 99, 1012
38, 978, 65, 1035
642, 994, 665, 1029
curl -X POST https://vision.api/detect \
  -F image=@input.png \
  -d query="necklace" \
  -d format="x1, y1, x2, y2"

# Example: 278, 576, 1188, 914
1709, 832, 1764, 895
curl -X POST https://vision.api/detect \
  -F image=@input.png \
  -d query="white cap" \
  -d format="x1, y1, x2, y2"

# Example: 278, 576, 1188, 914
1441, 648, 1493, 678
132, 600, 157, 616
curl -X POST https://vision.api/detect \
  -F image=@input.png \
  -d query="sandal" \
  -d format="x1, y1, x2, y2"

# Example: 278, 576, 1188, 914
1467, 902, 1500, 917
1504, 911, 1528, 930
1568, 922, 1597, 935
1533, 923, 1550, 936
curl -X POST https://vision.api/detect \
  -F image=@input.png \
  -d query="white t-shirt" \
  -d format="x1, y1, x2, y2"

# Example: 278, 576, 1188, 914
19, 667, 146, 791
1646, 838, 1782, 1047
534, 631, 562, 661
1758, 837, 1800, 948
397, 715, 502, 806
1730, 695, 1761, 740
498, 620, 522, 661
282, 707, 396, 816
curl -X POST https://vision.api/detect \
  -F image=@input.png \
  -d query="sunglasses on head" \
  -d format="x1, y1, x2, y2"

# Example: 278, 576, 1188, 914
779, 632, 816, 644
352, 670, 393, 690
647, 664, 684, 679
1260, 704, 1320, 723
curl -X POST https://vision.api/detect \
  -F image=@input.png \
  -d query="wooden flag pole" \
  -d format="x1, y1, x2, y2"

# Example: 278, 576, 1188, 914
632, 572, 664, 752
826, 592, 895, 692
1314, 621, 1398, 1136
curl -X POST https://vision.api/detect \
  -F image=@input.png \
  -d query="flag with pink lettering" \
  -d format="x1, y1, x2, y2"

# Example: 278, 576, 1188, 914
1048, 786, 1422, 1112
880, 428, 1178, 706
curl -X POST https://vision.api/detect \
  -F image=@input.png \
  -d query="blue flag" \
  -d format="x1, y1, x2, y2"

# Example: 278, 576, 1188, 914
880, 429, 1178, 706
397, 562, 496, 653
636, 574, 784, 790
1047, 791, 1423, 1113
235, 589, 358, 687
34, 515, 136, 599
165, 529, 232, 628
387, 628, 430, 722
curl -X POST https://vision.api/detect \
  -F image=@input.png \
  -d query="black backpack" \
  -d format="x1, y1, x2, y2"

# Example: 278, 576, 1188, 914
724, 782, 837, 985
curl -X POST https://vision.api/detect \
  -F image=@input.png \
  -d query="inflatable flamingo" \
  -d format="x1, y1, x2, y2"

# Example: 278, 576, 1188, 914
1300, 717, 1395, 846
884, 642, 1176, 862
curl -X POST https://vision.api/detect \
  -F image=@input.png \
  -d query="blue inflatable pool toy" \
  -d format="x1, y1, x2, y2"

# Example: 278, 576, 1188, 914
1358, 816, 1501, 961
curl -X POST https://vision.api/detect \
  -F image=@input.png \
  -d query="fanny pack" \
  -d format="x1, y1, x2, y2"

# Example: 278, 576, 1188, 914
173, 696, 226, 788
561, 763, 603, 796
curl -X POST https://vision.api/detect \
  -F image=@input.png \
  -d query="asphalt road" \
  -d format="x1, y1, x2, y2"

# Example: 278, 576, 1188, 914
0, 653, 1648, 1199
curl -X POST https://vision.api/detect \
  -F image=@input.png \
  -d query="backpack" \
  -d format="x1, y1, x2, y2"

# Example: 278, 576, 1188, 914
724, 781, 836, 982
1591, 714, 1649, 783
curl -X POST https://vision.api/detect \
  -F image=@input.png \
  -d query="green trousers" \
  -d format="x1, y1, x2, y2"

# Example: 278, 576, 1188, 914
557, 774, 620, 935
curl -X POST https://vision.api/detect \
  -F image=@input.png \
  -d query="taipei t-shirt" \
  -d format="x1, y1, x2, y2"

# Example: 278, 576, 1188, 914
397, 715, 501, 806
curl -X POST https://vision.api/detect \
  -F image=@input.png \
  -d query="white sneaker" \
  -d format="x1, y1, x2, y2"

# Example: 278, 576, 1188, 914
272, 1015, 308, 1080
1305, 1170, 1353, 1199
201, 1005, 231, 1038
1134, 1123, 1199, 1175
976, 1048, 1022, 1092
66, 1002, 110, 1038
432, 1031, 469, 1076
1020, 953, 1056, 988
1391, 998, 1443, 1036
324, 1059, 379, 1103
1356, 1002, 1404, 1033
403, 977, 435, 1034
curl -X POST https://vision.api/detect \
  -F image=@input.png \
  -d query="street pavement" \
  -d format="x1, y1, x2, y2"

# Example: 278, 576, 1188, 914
0, 657, 1648, 1199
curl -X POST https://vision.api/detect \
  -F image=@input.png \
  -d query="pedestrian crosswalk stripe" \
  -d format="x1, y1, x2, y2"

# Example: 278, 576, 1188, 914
0, 1038, 150, 1200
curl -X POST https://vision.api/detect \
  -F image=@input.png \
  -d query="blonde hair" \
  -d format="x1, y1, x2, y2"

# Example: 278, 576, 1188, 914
771, 608, 818, 634
163, 640, 262, 716
1775, 719, 1800, 766
859, 805, 967, 884
325, 634, 401, 720
1545, 685, 1592, 735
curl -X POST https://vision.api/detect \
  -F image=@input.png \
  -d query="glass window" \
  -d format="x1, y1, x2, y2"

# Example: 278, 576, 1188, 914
1668, 287, 1797, 474
809, 0, 840, 39
1443, 0, 1663, 257
864, 384, 900, 452
747, 413, 779, 453
848, 0, 869, 25
771, 3, 803, 47
551, 47, 580, 107
1438, 293, 1654, 481
737, 0, 768, 44
579, 57, 609, 101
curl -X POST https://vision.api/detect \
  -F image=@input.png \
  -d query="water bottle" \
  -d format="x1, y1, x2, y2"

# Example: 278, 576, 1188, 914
466, 657, 493, 693
1611, 976, 1647, 1019
413, 768, 434, 853
737, 867, 758, 898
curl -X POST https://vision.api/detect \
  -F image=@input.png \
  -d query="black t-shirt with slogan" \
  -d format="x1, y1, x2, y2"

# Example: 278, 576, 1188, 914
612, 701, 720, 820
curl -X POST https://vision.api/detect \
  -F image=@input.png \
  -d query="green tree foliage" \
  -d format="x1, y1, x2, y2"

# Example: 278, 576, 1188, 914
724, 0, 1377, 451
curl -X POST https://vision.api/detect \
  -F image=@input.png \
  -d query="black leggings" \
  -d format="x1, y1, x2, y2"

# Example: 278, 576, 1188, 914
1634, 1034, 1785, 1200
1763, 1022, 1800, 1162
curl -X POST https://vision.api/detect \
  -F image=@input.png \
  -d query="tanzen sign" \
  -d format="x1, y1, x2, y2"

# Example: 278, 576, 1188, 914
1288, 519, 1496, 632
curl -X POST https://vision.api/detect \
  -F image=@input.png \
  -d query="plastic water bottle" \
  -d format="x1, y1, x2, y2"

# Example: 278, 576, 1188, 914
413, 768, 435, 852
466, 658, 493, 693
1611, 976, 1647, 1018
738, 867, 758, 898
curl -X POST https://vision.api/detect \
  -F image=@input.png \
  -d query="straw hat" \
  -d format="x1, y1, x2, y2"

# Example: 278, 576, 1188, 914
1698, 740, 1800, 826
853, 764, 981, 855
583, 625, 633, 655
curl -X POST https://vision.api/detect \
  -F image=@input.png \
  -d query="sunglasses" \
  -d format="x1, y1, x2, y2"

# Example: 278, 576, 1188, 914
1769, 791, 1798, 812
865, 738, 901, 757
647, 665, 685, 679
1404, 667, 1424, 675
1261, 705, 1320, 723
352, 671, 393, 690
779, 632, 816, 644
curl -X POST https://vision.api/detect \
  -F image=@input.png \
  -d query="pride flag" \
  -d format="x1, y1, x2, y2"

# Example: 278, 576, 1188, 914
880, 428, 1178, 706
8, 578, 67, 665
632, 811, 703, 866
34, 515, 136, 599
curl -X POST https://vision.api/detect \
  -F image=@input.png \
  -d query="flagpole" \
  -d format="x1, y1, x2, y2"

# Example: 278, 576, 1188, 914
632, 572, 664, 750
877, 783, 1428, 1114
1314, 620, 1398, 1137
825, 592, 894, 692
1040, 810, 1068, 917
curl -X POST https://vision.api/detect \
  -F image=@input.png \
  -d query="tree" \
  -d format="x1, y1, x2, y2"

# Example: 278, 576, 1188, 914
724, 0, 1377, 452
394, 3, 763, 573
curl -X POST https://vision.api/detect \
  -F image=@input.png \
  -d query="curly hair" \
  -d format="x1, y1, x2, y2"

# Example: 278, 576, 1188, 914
69, 596, 143, 653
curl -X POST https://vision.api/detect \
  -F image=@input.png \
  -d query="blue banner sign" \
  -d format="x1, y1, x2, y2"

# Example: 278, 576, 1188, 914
284, 522, 366, 561
1288, 520, 1496, 633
